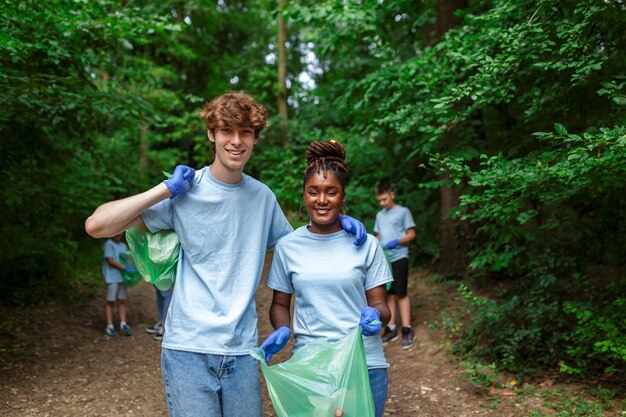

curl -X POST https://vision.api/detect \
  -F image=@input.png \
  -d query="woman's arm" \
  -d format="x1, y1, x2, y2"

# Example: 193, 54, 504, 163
365, 285, 391, 326
269, 290, 292, 329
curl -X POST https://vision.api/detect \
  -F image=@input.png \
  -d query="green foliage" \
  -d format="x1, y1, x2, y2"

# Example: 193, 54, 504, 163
528, 387, 617, 417
443, 125, 626, 276
435, 124, 626, 376
444, 279, 567, 378
459, 359, 499, 392
561, 296, 626, 375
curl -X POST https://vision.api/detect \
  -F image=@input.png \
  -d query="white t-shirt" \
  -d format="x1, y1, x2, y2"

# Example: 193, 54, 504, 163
142, 166, 293, 355
374, 205, 416, 262
267, 226, 393, 369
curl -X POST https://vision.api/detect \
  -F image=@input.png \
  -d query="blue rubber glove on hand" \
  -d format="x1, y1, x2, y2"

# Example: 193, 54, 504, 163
383, 239, 400, 250
338, 215, 367, 246
123, 265, 136, 272
260, 326, 291, 362
360, 306, 382, 336
164, 165, 196, 199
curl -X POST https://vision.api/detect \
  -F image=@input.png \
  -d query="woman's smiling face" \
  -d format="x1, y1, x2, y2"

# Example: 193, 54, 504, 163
304, 170, 345, 234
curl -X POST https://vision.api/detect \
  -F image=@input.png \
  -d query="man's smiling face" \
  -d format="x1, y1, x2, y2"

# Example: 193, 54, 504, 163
208, 125, 257, 183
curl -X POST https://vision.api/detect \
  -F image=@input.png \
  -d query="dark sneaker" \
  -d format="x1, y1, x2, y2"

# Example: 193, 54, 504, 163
105, 327, 117, 340
145, 322, 163, 335
153, 326, 164, 341
120, 323, 133, 336
382, 326, 398, 345
401, 327, 415, 350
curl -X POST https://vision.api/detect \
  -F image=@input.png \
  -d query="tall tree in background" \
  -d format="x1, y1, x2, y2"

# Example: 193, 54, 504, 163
277, 0, 289, 145
430, 0, 468, 273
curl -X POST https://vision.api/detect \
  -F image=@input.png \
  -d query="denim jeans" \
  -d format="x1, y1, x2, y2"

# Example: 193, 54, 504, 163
369, 368, 388, 417
161, 348, 262, 417
156, 288, 172, 323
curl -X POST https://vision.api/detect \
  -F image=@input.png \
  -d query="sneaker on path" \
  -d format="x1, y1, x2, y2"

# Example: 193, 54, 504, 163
120, 323, 133, 336
105, 327, 117, 339
153, 326, 164, 341
145, 322, 163, 335
401, 326, 415, 350
382, 326, 398, 346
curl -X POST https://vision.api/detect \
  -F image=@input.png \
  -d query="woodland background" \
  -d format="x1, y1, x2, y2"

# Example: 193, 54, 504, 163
1, 0, 624, 387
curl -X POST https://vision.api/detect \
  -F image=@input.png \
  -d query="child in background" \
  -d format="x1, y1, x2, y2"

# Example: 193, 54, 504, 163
102, 232, 135, 339
374, 180, 416, 349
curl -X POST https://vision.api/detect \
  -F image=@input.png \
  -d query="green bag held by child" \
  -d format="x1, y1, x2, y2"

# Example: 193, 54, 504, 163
125, 226, 179, 291
383, 248, 392, 292
118, 251, 141, 287
251, 326, 375, 417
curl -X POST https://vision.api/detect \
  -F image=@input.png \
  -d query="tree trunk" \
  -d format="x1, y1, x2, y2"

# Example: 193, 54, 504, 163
438, 172, 464, 271
431, 0, 468, 273
277, 0, 289, 146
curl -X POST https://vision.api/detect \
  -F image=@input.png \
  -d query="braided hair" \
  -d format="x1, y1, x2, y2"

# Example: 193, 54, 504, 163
303, 139, 349, 191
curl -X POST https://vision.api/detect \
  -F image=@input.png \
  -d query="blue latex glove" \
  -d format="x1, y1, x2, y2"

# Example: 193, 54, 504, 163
123, 265, 136, 272
164, 165, 195, 199
360, 306, 382, 336
383, 239, 400, 250
260, 326, 291, 362
338, 215, 367, 246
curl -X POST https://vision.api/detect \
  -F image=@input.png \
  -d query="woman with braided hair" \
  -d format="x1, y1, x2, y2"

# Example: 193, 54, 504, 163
259, 139, 393, 417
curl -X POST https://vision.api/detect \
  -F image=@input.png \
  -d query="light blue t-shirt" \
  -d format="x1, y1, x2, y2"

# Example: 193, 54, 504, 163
102, 239, 128, 284
142, 166, 293, 355
267, 226, 393, 369
374, 205, 416, 262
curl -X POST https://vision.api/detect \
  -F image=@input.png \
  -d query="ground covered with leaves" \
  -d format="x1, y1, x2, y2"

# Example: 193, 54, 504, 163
0, 270, 621, 417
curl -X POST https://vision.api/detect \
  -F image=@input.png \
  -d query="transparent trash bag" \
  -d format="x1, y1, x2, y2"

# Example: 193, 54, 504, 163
251, 327, 375, 417
125, 226, 179, 291
118, 251, 141, 287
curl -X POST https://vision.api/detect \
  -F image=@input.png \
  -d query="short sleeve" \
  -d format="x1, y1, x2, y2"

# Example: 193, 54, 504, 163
266, 246, 294, 294
267, 198, 293, 248
103, 240, 115, 259
364, 238, 393, 291
141, 199, 174, 233
403, 207, 416, 230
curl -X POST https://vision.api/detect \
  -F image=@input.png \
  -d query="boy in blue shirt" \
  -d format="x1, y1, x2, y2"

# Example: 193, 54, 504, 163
85, 92, 366, 417
102, 232, 136, 339
374, 180, 416, 349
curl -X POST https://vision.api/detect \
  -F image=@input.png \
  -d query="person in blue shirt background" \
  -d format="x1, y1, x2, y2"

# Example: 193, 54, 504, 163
374, 180, 416, 350
102, 232, 135, 339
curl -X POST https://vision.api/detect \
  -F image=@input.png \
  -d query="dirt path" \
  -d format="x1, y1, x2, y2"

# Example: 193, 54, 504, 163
0, 269, 612, 416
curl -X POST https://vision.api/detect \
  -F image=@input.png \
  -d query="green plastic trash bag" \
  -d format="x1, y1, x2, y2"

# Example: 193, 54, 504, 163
125, 226, 179, 291
251, 327, 375, 417
118, 251, 141, 287
383, 249, 392, 292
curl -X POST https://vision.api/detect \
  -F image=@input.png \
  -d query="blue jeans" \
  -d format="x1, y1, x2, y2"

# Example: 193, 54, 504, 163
369, 368, 388, 417
161, 348, 262, 417
156, 288, 172, 323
